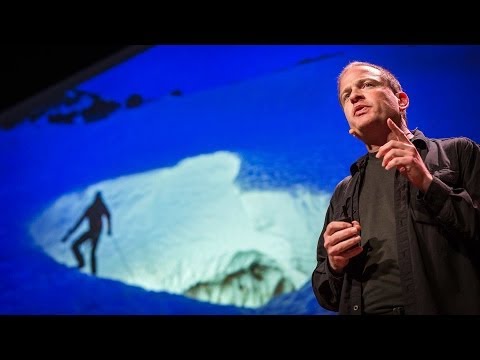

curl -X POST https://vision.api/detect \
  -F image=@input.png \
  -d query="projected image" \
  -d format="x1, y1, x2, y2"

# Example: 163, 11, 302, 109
1, 45, 479, 314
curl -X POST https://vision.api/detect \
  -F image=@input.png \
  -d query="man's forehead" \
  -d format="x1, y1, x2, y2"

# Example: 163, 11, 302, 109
342, 65, 381, 81
339, 65, 382, 90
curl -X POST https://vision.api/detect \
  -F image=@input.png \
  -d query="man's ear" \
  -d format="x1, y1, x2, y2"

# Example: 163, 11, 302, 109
397, 92, 409, 111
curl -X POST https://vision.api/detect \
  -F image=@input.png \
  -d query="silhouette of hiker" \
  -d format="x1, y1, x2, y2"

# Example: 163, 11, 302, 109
61, 191, 112, 275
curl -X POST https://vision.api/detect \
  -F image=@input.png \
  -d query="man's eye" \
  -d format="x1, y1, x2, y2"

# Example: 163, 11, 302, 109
363, 82, 373, 88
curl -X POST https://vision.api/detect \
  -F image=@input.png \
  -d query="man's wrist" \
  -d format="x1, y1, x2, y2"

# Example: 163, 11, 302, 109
327, 260, 344, 277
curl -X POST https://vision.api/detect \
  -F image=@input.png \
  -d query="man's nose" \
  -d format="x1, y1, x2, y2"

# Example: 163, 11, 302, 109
349, 88, 363, 103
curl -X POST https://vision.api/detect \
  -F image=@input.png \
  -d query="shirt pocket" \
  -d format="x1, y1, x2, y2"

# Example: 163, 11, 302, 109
412, 168, 458, 225
433, 168, 459, 187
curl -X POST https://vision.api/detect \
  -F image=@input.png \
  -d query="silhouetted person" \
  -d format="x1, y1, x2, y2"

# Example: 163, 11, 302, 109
61, 191, 112, 275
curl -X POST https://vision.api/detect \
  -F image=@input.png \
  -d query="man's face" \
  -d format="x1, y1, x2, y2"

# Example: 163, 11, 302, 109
338, 65, 402, 139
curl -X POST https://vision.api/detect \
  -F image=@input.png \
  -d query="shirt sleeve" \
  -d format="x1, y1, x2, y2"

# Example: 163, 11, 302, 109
420, 138, 480, 241
311, 202, 344, 312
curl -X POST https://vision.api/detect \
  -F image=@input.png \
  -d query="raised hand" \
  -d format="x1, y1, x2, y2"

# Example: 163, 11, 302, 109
376, 118, 433, 193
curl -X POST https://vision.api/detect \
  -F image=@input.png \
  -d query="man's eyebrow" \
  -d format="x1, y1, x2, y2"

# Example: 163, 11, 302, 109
340, 77, 381, 98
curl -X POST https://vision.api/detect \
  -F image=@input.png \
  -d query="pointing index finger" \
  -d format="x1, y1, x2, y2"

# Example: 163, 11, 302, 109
387, 118, 410, 143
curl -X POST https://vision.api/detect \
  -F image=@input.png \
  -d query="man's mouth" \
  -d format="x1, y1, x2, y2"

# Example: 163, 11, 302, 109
354, 106, 368, 116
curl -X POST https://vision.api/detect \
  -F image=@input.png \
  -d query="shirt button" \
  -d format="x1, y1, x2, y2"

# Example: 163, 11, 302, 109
353, 305, 359, 311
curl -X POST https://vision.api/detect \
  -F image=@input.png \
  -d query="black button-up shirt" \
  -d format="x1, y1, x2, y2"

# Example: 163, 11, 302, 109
311, 129, 480, 314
